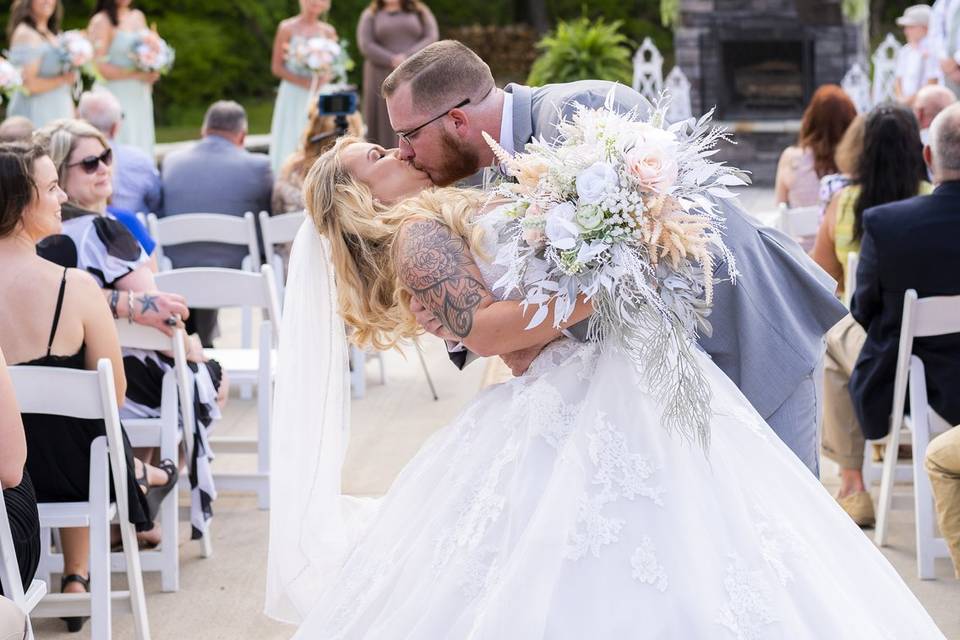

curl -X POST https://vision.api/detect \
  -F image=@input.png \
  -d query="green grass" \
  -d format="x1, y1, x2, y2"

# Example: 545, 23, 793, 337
155, 97, 275, 143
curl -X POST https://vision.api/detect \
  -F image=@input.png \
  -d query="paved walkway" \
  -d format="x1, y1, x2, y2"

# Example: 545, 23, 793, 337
32, 187, 959, 638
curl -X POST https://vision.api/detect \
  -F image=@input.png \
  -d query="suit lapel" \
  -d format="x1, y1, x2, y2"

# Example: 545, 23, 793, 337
505, 83, 534, 152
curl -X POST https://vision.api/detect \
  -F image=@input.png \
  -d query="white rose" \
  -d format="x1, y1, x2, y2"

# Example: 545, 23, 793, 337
576, 162, 619, 205
544, 202, 579, 250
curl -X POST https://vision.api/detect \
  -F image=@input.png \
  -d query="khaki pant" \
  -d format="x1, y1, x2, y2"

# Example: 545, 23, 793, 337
0, 597, 24, 640
926, 425, 960, 578
822, 315, 868, 470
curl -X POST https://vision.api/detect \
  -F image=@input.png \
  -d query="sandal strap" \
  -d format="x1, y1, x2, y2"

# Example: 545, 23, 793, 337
61, 574, 90, 590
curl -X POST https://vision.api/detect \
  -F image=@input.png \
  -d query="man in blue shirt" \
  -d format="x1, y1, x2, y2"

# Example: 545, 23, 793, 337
78, 90, 162, 216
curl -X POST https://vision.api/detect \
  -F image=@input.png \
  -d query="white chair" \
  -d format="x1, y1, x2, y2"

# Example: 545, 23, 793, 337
0, 485, 47, 640
874, 290, 959, 579
114, 322, 193, 577
844, 251, 859, 308
777, 204, 820, 240
10, 360, 150, 639
258, 210, 305, 300
154, 266, 280, 510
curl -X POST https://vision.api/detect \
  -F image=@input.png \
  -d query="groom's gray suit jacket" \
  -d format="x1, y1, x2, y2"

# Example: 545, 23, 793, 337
502, 80, 847, 427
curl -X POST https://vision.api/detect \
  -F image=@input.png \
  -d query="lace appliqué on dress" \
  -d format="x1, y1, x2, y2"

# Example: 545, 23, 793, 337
715, 554, 778, 640
751, 502, 808, 586
631, 536, 668, 592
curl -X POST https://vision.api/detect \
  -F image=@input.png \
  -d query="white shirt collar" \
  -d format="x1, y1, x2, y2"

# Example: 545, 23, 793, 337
499, 92, 515, 156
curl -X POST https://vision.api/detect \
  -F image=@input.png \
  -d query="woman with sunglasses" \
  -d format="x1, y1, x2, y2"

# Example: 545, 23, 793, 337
32, 119, 228, 543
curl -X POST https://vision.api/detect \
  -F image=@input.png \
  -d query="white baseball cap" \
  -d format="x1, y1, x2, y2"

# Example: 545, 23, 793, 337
896, 4, 931, 27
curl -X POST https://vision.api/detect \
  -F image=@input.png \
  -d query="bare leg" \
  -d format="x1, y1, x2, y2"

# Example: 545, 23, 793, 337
60, 527, 89, 588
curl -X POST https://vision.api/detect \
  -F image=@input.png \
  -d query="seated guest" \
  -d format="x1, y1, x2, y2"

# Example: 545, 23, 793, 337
0, 142, 174, 632
77, 90, 162, 217
272, 103, 364, 214
32, 122, 227, 541
821, 103, 960, 526
811, 104, 931, 298
0, 347, 39, 603
817, 114, 865, 217
161, 100, 273, 345
775, 85, 857, 207
913, 84, 956, 145
927, 425, 960, 578
0, 116, 34, 143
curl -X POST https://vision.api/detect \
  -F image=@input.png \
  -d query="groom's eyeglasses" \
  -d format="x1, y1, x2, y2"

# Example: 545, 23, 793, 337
396, 98, 470, 146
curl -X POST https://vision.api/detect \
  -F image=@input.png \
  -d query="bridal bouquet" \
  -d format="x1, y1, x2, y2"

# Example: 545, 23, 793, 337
0, 56, 22, 103
484, 92, 746, 447
289, 37, 353, 84
131, 29, 175, 74
55, 30, 94, 73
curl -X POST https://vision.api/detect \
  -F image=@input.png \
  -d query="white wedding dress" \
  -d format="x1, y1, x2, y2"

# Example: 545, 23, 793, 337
267, 217, 945, 639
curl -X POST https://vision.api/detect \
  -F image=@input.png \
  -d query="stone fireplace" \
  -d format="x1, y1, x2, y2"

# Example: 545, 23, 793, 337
674, 0, 865, 182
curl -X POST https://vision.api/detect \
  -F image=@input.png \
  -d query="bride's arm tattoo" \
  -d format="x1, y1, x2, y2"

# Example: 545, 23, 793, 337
396, 218, 491, 339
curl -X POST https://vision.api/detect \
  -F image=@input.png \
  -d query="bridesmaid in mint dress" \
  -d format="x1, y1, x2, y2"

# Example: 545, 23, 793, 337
269, 0, 338, 175
88, 0, 159, 156
6, 0, 76, 127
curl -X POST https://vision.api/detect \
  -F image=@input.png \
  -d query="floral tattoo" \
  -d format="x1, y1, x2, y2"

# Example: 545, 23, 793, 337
396, 219, 489, 339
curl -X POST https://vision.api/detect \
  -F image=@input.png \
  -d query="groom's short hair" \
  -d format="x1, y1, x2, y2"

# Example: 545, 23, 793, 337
382, 40, 494, 111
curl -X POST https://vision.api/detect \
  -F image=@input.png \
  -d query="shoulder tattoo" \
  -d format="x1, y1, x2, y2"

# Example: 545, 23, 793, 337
396, 219, 488, 339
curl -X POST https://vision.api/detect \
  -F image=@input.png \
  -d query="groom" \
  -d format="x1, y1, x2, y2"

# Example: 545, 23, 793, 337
382, 40, 846, 475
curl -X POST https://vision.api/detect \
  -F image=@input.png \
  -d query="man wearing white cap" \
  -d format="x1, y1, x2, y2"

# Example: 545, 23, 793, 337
895, 4, 940, 105
930, 0, 960, 93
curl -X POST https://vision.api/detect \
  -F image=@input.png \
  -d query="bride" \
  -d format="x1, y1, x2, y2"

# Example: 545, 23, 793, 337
265, 136, 945, 639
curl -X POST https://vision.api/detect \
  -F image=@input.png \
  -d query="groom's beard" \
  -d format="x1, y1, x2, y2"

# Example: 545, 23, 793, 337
427, 129, 482, 187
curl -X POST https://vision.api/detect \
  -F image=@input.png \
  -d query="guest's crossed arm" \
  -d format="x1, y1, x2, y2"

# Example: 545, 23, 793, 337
394, 217, 593, 357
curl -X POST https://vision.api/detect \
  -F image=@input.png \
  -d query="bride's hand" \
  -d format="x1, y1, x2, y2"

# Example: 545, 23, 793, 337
410, 297, 458, 342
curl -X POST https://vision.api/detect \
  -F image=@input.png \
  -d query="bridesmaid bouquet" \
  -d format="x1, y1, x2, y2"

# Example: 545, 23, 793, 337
55, 30, 95, 74
0, 56, 23, 103
289, 37, 353, 85
131, 29, 175, 74
484, 91, 747, 448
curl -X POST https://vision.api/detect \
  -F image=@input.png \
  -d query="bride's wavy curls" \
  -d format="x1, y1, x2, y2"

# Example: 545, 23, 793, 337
303, 136, 485, 350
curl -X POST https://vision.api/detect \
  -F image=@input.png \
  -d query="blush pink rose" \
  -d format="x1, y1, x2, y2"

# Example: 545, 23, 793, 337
624, 125, 679, 193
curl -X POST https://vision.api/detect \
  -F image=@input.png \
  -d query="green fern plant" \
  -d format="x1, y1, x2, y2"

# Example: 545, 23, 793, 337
527, 17, 634, 87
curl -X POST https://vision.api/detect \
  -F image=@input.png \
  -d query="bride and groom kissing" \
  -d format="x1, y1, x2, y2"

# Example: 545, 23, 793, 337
265, 40, 945, 638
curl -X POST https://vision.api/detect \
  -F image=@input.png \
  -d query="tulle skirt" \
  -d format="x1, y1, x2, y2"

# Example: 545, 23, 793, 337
7, 84, 73, 129
293, 340, 945, 639
102, 79, 155, 156
269, 80, 311, 176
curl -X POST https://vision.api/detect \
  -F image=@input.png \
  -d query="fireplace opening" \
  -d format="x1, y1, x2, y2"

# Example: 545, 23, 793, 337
719, 39, 814, 119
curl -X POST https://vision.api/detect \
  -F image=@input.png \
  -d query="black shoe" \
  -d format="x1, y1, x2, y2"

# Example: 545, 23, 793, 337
145, 458, 179, 521
60, 573, 90, 632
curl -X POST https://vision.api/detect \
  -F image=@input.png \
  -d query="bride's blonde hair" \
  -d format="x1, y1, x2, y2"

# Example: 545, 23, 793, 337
303, 136, 485, 350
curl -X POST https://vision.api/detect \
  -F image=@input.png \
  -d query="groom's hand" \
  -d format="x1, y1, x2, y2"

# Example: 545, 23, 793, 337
410, 297, 458, 342
500, 340, 553, 377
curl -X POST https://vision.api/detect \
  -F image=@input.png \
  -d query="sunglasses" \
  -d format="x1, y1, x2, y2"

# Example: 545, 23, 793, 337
67, 148, 113, 174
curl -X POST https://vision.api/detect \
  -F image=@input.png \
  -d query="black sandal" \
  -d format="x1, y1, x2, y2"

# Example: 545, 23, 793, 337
145, 458, 178, 521
60, 573, 90, 632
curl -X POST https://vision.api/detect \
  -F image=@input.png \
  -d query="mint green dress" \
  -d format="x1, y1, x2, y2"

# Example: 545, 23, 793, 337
99, 30, 155, 156
7, 43, 74, 127
269, 35, 313, 175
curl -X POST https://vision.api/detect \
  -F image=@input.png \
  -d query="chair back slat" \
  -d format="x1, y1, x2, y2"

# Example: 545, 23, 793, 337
844, 251, 859, 307
780, 205, 820, 238
259, 211, 305, 256
116, 322, 178, 352
910, 293, 960, 338
10, 366, 105, 419
155, 267, 271, 310
152, 212, 255, 246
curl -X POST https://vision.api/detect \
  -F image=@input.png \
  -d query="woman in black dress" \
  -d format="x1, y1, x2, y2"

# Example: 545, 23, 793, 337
0, 142, 176, 632
0, 347, 39, 600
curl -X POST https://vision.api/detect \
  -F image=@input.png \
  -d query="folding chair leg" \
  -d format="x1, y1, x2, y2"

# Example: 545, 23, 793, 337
350, 346, 366, 399
89, 441, 112, 640
256, 373, 271, 511
414, 341, 438, 401
874, 426, 902, 547
201, 531, 213, 559
912, 413, 938, 579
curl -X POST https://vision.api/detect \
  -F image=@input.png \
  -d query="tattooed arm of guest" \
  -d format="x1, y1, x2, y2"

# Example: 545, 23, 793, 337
394, 218, 594, 357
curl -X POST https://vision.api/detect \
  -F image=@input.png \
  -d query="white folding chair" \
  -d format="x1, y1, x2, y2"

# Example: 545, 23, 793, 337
113, 322, 192, 580
0, 484, 47, 640
258, 210, 305, 300
155, 266, 280, 511
10, 360, 150, 639
874, 290, 959, 579
777, 204, 821, 240
844, 251, 859, 308
148, 212, 263, 393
